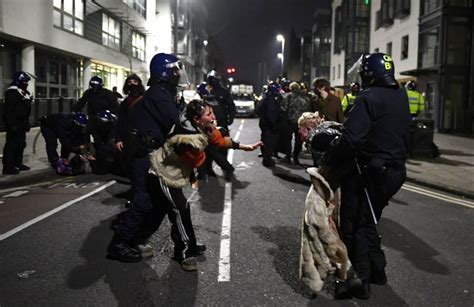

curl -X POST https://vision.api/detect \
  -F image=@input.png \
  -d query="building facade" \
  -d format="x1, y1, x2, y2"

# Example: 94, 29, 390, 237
330, 0, 370, 87
311, 9, 331, 82
403, 0, 473, 133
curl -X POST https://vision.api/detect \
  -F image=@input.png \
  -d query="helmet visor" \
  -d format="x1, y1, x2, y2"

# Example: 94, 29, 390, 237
167, 61, 190, 88
347, 54, 365, 84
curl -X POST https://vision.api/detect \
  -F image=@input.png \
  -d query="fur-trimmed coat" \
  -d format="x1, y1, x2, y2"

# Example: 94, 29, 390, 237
149, 132, 208, 188
299, 167, 350, 293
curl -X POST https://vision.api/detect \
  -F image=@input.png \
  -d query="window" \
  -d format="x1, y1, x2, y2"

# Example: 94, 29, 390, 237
401, 35, 409, 59
102, 14, 121, 50
132, 32, 145, 61
386, 42, 392, 56
394, 0, 411, 18
421, 0, 441, 15
337, 64, 341, 79
419, 28, 439, 68
122, 0, 146, 18
53, 0, 84, 35
374, 47, 380, 52
332, 66, 335, 80
91, 63, 118, 89
446, 23, 470, 65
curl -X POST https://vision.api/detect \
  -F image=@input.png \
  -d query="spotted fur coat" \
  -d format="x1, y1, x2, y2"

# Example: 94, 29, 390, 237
299, 167, 350, 294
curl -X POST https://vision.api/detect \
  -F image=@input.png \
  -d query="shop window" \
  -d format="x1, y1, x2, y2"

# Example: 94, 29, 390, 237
421, 0, 441, 15
36, 86, 47, 99
446, 23, 470, 65
50, 62, 59, 84
53, 0, 84, 35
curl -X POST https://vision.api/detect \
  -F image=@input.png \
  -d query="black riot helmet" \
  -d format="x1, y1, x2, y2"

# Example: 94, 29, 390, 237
207, 70, 221, 87
358, 53, 399, 89
405, 80, 416, 91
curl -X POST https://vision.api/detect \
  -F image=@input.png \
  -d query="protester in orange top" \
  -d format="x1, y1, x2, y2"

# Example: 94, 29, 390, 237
147, 99, 261, 271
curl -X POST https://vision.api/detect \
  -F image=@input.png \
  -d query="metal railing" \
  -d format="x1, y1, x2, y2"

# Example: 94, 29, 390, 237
0, 97, 77, 132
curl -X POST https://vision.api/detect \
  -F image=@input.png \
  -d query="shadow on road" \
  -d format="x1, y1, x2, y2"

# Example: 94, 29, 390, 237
67, 216, 198, 305
380, 218, 450, 275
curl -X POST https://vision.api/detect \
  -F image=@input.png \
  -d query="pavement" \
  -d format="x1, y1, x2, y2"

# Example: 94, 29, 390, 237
1, 127, 473, 199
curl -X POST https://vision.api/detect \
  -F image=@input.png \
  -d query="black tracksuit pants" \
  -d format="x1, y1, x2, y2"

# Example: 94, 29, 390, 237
340, 164, 406, 282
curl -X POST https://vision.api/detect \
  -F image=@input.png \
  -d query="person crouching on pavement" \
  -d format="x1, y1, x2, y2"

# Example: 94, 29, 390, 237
147, 99, 262, 271
297, 112, 363, 299
40, 112, 88, 169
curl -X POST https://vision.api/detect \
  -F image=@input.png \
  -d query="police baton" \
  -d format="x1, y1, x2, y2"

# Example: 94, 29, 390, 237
355, 158, 378, 225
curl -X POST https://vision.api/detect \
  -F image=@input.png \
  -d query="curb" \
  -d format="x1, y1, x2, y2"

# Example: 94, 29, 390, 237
405, 176, 474, 200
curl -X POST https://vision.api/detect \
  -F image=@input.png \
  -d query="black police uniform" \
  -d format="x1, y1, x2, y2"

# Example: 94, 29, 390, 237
74, 87, 119, 143
203, 84, 236, 178
196, 96, 234, 179
2, 85, 32, 173
40, 113, 86, 166
323, 86, 411, 290
112, 81, 180, 248
257, 92, 283, 167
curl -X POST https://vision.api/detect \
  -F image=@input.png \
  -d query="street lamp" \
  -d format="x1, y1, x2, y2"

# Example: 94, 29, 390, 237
276, 34, 285, 76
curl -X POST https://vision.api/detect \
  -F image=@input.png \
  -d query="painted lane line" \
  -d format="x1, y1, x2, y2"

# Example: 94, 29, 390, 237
401, 185, 474, 209
218, 181, 233, 282
403, 183, 474, 206
218, 119, 243, 282
0, 180, 116, 241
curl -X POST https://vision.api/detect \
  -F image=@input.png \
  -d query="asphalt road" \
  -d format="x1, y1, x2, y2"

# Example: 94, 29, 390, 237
0, 118, 472, 306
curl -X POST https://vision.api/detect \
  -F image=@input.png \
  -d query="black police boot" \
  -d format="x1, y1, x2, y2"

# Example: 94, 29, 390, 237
2, 167, 20, 175
17, 164, 31, 171
293, 155, 302, 166
280, 155, 292, 164
262, 159, 275, 168
370, 270, 387, 285
334, 267, 363, 299
107, 236, 142, 263
350, 280, 370, 300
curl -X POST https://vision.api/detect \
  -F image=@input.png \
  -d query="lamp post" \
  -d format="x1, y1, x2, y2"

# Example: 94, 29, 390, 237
276, 34, 285, 76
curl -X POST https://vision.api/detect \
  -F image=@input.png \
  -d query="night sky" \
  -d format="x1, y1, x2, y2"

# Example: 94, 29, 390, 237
206, 0, 330, 86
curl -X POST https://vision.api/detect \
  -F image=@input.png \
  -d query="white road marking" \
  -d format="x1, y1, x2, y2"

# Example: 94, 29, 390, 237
401, 183, 474, 209
4, 190, 29, 198
218, 119, 243, 282
0, 180, 116, 241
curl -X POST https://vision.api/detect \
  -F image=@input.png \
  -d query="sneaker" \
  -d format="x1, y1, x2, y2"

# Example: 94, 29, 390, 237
17, 164, 31, 171
195, 243, 206, 255
137, 243, 154, 258
2, 167, 20, 175
180, 257, 197, 271
107, 240, 142, 263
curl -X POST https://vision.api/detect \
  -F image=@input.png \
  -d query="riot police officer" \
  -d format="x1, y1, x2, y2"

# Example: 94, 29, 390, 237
74, 76, 119, 145
107, 53, 187, 263
206, 70, 236, 180
2, 71, 32, 175
341, 82, 360, 116
40, 112, 88, 169
196, 81, 235, 181
257, 82, 283, 167
320, 53, 411, 299
89, 110, 117, 174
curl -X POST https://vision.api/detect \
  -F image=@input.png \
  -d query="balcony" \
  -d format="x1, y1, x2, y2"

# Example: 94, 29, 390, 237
91, 0, 149, 34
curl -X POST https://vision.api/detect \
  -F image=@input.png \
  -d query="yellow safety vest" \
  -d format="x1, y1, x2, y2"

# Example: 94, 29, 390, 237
341, 93, 356, 112
406, 89, 425, 115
